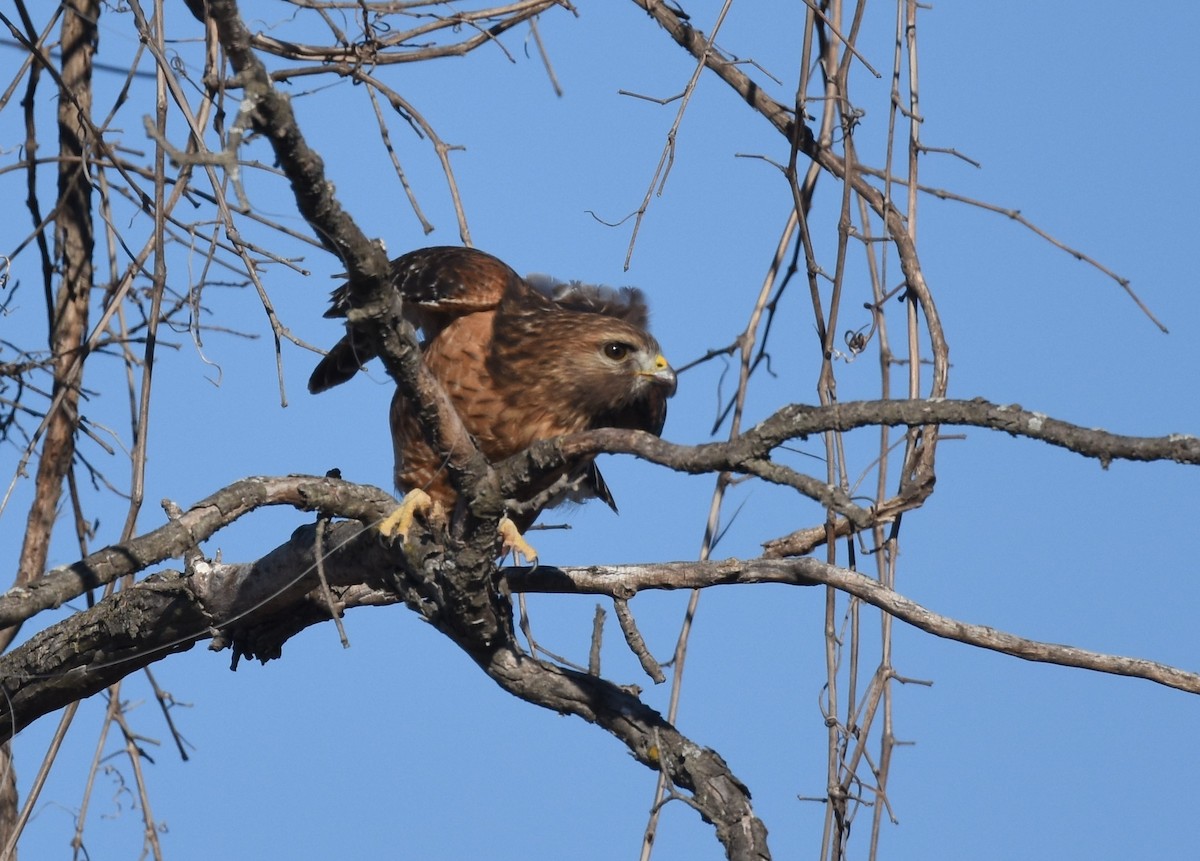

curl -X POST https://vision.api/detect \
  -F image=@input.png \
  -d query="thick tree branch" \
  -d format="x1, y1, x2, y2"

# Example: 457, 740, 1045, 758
199, 0, 384, 276
481, 647, 770, 860
200, 0, 497, 517
502, 398, 1200, 503
0, 512, 773, 858
6, 511, 1197, 745
0, 475, 396, 629
8, 395, 1194, 632
506, 561, 1200, 696
28, 8, 772, 850
0, 519, 405, 739
9, 0, 98, 650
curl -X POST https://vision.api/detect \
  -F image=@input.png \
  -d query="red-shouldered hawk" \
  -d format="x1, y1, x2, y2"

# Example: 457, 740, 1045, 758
309, 246, 676, 559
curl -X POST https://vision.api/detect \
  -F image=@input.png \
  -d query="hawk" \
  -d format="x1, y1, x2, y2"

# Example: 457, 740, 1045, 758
308, 246, 677, 560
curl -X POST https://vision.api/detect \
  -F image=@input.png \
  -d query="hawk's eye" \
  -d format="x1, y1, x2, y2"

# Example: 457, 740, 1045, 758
603, 342, 631, 361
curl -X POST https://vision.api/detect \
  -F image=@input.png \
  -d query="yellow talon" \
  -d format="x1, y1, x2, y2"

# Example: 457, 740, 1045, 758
380, 492, 535, 564
379, 488, 433, 541
498, 517, 538, 566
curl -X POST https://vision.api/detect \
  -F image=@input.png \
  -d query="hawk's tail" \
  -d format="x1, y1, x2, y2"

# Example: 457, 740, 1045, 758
308, 333, 377, 393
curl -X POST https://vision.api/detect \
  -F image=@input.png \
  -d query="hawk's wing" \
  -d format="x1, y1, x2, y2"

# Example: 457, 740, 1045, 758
308, 246, 520, 393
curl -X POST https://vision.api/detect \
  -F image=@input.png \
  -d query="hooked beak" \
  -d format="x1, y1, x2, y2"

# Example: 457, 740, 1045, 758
638, 353, 678, 397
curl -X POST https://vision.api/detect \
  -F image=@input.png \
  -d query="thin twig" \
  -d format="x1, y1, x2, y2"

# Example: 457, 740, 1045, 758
588, 604, 605, 675
313, 517, 351, 648
613, 598, 665, 684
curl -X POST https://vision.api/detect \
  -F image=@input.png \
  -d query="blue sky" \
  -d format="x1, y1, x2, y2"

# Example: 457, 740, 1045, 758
3, 2, 1199, 859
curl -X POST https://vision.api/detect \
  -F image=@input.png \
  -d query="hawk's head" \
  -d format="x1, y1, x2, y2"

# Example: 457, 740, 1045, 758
494, 281, 677, 437
566, 320, 677, 433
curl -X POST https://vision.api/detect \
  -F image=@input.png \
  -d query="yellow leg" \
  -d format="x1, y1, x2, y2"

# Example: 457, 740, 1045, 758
379, 488, 433, 541
498, 517, 538, 566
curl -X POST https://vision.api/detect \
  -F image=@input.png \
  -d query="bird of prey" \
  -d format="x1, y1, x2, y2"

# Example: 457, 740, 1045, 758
308, 246, 677, 561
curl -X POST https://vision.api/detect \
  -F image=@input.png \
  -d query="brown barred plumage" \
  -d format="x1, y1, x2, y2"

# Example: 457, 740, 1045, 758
309, 246, 676, 532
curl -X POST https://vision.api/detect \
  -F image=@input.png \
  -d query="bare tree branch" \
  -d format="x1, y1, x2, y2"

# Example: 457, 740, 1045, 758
507, 560, 1200, 695
7, 0, 99, 651
6, 395, 1194, 632
499, 398, 1200, 523
203, 0, 505, 504
1, 2, 1189, 858
5, 510, 1196, 748
0, 475, 396, 629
